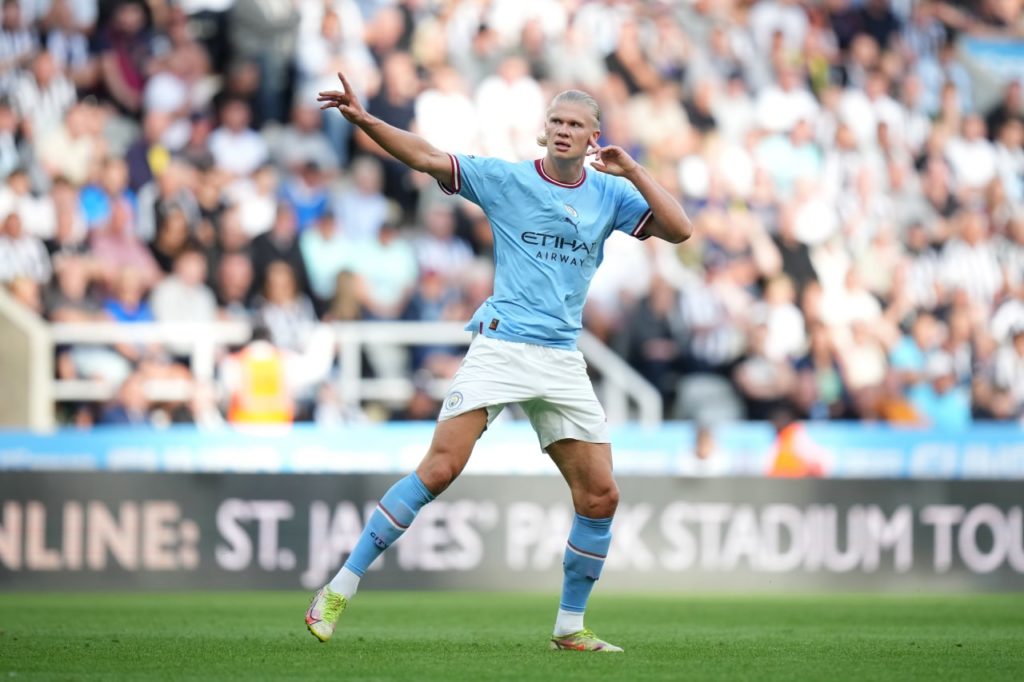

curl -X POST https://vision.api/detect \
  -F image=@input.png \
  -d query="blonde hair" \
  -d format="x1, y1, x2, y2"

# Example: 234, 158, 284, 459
536, 90, 601, 146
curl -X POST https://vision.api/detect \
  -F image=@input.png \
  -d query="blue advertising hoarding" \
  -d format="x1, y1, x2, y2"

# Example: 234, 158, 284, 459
0, 422, 1021, 479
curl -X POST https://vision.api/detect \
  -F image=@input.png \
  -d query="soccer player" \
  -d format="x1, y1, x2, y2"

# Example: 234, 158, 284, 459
307, 71, 693, 652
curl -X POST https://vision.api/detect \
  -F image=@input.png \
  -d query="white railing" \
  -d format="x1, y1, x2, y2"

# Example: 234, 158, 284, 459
49, 321, 253, 401
333, 321, 663, 425
0, 287, 53, 429
20, 320, 661, 425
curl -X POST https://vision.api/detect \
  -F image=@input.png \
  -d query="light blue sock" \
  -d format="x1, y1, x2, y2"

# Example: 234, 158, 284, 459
559, 513, 613, 614
342, 473, 434, 577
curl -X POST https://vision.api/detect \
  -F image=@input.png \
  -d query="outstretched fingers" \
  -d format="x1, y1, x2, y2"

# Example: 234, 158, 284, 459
336, 71, 354, 94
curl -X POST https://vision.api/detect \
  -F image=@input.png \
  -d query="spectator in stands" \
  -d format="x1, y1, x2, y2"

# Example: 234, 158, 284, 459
12, 50, 74, 140
413, 202, 473, 276
733, 321, 797, 420
150, 242, 218, 359
99, 371, 155, 426
998, 217, 1024, 299
208, 96, 269, 177
361, 52, 419, 216
946, 114, 998, 193
986, 80, 1023, 142
46, 254, 101, 322
415, 65, 479, 156
135, 158, 201, 243
890, 311, 940, 403
280, 160, 330, 231
148, 208, 190, 274
323, 270, 361, 322
214, 250, 255, 323
226, 0, 299, 126
615, 274, 685, 411
254, 260, 317, 354
0, 167, 55, 239
0, 0, 38, 97
604, 17, 661, 97
103, 266, 153, 324
0, 211, 50, 284
95, 0, 156, 115
994, 119, 1024, 204
350, 219, 417, 322
89, 197, 160, 290
402, 268, 464, 377
250, 202, 310, 301
0, 98, 25, 181
475, 53, 548, 159
44, 0, 97, 91
911, 351, 971, 430
334, 155, 388, 242
101, 267, 172, 379
916, 37, 971, 116
792, 321, 851, 420
941, 209, 1003, 314
228, 162, 277, 238
772, 203, 819, 297
993, 324, 1024, 420
754, 64, 820, 135
80, 156, 135, 231
44, 177, 88, 258
293, 3, 373, 166
270, 102, 341, 173
751, 273, 806, 362
300, 208, 356, 314
48, 254, 132, 386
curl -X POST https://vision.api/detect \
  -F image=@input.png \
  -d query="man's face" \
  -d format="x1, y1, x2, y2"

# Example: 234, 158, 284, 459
544, 102, 599, 161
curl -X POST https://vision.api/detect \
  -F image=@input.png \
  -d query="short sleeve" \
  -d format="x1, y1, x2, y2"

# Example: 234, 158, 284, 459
610, 177, 653, 240
436, 154, 509, 208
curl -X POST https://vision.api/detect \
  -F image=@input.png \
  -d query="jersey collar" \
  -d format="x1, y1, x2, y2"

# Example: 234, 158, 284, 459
535, 159, 586, 188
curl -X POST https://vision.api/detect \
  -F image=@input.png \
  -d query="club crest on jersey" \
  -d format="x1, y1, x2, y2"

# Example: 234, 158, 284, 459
444, 391, 464, 412
562, 203, 580, 232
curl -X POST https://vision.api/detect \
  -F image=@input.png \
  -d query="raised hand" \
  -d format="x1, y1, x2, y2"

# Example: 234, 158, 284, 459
589, 144, 639, 177
317, 71, 368, 125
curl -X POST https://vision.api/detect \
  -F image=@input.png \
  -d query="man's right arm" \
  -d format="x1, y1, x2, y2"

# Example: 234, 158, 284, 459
318, 72, 454, 190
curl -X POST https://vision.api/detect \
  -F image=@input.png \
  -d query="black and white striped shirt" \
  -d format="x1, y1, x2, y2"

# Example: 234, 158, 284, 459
678, 282, 745, 368
12, 71, 75, 137
0, 233, 51, 283
0, 27, 37, 94
942, 238, 1002, 310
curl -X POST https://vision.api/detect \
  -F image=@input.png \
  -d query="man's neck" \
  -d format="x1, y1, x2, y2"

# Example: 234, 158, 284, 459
542, 155, 584, 185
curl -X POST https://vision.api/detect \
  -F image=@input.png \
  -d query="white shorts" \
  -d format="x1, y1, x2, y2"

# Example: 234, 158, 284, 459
438, 335, 610, 450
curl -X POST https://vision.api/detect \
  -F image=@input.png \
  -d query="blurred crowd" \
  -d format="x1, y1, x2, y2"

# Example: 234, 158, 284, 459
0, 0, 1022, 428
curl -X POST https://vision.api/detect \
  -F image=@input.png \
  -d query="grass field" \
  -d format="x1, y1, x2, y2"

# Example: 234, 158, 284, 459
2, 592, 1023, 681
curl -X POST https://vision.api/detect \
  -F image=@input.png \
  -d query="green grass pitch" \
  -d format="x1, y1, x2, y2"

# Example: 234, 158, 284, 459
2, 592, 1023, 681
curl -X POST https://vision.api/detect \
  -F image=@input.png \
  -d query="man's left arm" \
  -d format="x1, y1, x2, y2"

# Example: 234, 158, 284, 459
592, 145, 693, 244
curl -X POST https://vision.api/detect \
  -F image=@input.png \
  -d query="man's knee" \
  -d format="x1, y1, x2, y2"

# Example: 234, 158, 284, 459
579, 481, 619, 519
417, 443, 468, 494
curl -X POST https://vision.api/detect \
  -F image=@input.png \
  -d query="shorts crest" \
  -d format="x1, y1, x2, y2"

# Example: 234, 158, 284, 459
444, 391, 464, 411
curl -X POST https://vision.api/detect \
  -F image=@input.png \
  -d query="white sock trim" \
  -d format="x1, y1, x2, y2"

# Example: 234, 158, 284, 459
553, 608, 585, 636
328, 565, 361, 601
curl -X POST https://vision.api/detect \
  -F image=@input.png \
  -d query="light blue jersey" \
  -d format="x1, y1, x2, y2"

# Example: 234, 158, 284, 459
440, 154, 652, 350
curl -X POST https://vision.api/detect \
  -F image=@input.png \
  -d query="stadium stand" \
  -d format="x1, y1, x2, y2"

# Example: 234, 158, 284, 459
0, 0, 1022, 428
